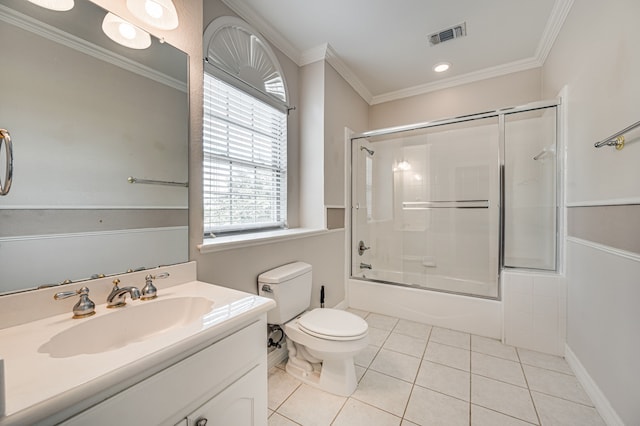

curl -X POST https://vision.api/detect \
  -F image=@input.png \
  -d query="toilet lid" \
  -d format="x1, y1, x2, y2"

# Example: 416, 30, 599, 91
298, 308, 368, 340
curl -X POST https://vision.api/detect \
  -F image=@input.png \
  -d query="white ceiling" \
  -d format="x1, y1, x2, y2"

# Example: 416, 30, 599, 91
221, 0, 573, 105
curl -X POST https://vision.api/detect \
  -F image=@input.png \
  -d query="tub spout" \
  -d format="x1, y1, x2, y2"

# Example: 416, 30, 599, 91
359, 262, 372, 270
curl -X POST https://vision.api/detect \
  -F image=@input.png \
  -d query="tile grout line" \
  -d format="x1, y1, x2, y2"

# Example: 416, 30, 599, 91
352, 316, 411, 422
339, 397, 404, 423
328, 397, 349, 425
527, 389, 598, 408
272, 311, 596, 425
271, 377, 302, 415
400, 322, 434, 423
517, 347, 542, 425
470, 403, 540, 426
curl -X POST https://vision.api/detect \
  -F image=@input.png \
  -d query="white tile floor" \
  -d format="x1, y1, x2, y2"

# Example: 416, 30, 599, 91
267, 309, 606, 426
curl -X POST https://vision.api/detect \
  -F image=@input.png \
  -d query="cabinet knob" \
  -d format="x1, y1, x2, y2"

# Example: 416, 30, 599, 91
195, 418, 208, 426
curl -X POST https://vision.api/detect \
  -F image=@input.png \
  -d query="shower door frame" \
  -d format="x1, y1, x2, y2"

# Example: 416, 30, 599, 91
349, 99, 562, 300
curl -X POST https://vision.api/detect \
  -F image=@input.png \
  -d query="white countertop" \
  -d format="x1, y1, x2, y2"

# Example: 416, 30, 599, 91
0, 279, 275, 425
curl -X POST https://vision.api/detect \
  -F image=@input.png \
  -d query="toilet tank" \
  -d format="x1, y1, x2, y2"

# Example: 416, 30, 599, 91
258, 262, 312, 325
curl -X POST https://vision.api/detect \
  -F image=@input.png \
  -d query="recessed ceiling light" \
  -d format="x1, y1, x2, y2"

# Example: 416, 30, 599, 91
433, 62, 451, 73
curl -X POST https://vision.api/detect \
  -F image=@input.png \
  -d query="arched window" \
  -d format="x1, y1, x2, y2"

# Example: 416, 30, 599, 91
203, 17, 288, 236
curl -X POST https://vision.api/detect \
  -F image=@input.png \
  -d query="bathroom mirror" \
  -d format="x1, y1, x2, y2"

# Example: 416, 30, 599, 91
0, 0, 189, 294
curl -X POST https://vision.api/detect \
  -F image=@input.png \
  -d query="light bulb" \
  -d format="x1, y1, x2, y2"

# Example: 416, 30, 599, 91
118, 22, 137, 40
102, 12, 151, 49
144, 0, 164, 19
127, 0, 178, 30
27, 0, 74, 11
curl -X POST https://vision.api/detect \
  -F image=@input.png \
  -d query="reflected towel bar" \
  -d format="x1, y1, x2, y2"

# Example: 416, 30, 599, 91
127, 176, 188, 187
594, 119, 640, 150
0, 129, 13, 196
403, 200, 489, 210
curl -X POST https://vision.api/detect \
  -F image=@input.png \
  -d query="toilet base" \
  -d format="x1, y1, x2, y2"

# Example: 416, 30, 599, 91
285, 356, 358, 397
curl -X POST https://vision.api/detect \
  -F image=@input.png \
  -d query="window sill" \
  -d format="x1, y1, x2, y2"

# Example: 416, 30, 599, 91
197, 227, 336, 254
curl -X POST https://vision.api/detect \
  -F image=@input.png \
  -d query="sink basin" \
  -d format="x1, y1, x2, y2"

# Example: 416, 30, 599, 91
39, 297, 214, 358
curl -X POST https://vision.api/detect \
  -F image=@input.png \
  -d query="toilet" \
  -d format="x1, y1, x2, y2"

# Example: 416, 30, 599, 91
258, 262, 369, 396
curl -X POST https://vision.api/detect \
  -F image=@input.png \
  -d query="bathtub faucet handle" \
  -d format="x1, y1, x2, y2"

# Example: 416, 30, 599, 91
358, 240, 371, 256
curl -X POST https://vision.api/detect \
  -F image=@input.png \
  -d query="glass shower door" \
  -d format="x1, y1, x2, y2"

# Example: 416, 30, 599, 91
503, 107, 558, 270
352, 117, 501, 298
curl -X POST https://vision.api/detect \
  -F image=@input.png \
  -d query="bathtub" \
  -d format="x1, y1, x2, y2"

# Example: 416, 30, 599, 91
347, 273, 502, 339
357, 268, 496, 298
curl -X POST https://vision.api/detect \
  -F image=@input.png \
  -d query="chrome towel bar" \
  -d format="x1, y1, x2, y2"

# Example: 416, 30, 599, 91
0, 128, 13, 196
127, 176, 188, 187
594, 119, 640, 150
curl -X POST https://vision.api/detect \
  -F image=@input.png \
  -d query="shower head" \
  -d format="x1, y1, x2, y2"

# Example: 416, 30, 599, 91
360, 146, 375, 156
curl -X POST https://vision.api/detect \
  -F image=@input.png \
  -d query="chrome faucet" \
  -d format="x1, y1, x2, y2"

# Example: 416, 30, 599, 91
360, 262, 372, 270
107, 278, 140, 308
54, 286, 95, 318
141, 272, 169, 300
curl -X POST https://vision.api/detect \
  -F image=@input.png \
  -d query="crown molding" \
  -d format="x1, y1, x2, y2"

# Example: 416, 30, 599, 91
299, 43, 328, 66
221, 0, 301, 65
297, 43, 373, 104
0, 5, 186, 93
219, 0, 573, 106
535, 0, 575, 63
371, 57, 542, 105
324, 45, 374, 104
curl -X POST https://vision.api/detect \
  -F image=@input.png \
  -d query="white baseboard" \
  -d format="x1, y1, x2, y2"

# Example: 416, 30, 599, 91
565, 344, 624, 426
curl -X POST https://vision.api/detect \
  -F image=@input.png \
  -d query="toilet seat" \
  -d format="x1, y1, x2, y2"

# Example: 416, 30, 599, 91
297, 308, 368, 341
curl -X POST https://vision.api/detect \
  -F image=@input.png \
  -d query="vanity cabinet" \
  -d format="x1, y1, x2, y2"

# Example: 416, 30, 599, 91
177, 364, 266, 426
59, 318, 268, 426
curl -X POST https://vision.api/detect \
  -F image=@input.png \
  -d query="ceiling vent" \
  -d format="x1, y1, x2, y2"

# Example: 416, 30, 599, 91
429, 22, 467, 46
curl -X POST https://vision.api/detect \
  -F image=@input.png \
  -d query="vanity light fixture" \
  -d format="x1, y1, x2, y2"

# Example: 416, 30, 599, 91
433, 62, 451, 73
26, 0, 74, 11
102, 13, 151, 50
126, 0, 179, 30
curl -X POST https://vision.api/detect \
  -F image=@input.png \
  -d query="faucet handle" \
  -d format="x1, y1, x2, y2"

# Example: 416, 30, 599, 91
54, 286, 96, 319
111, 278, 121, 290
358, 240, 371, 256
141, 273, 169, 300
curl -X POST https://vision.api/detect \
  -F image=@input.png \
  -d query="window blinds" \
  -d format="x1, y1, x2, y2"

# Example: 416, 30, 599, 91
203, 73, 287, 235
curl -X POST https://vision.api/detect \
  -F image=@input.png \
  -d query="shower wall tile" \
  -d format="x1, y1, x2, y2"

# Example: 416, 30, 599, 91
503, 271, 566, 356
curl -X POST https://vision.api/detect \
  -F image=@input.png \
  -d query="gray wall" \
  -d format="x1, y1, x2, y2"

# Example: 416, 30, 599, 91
190, 2, 368, 308
324, 62, 369, 207
543, 1, 640, 424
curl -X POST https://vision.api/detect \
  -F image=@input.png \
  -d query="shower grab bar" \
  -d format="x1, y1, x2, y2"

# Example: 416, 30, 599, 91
594, 119, 640, 150
403, 200, 489, 209
127, 176, 188, 187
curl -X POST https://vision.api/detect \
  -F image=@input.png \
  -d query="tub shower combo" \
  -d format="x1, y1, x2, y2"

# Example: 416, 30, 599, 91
350, 101, 559, 300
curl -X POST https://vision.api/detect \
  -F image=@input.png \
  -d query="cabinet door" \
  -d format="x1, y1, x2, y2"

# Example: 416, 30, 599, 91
187, 363, 267, 426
